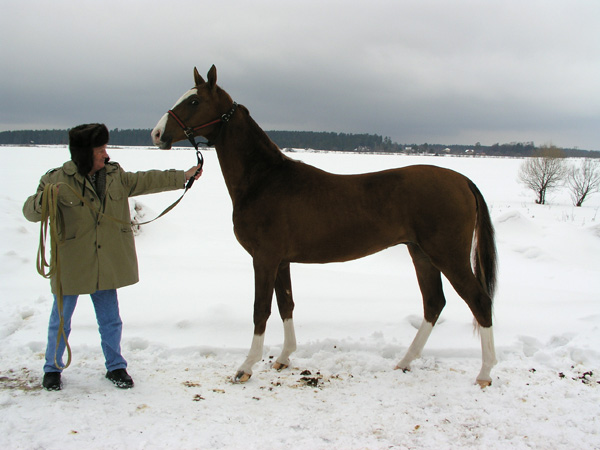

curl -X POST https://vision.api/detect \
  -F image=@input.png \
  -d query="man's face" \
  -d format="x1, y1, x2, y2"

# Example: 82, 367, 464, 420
90, 144, 109, 175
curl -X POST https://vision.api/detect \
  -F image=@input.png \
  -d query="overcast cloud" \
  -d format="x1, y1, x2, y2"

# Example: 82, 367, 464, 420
1, 0, 599, 149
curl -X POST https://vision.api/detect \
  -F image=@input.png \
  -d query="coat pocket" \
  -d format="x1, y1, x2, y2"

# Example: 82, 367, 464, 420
106, 188, 132, 232
58, 189, 83, 207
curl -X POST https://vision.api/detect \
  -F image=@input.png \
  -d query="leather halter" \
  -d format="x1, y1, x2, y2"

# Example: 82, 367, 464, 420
167, 101, 238, 189
167, 101, 238, 150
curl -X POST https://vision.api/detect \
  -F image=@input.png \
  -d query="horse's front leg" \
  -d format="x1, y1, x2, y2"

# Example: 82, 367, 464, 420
234, 258, 278, 383
272, 262, 296, 371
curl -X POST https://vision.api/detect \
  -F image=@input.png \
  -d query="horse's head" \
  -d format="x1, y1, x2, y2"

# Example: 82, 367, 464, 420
152, 65, 233, 149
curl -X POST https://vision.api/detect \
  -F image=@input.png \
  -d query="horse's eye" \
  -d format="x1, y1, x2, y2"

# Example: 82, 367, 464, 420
190, 99, 199, 106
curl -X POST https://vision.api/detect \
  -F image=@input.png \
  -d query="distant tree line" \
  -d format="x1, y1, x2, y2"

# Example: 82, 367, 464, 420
0, 128, 155, 147
1, 128, 598, 158
404, 141, 599, 158
0, 128, 393, 151
0, 129, 70, 146
267, 131, 395, 152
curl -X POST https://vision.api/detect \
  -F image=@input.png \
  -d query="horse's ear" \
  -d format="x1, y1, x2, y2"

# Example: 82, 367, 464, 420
207, 65, 217, 90
194, 67, 205, 86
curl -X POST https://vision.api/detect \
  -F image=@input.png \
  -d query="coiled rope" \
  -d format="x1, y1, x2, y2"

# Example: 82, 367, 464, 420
37, 183, 72, 369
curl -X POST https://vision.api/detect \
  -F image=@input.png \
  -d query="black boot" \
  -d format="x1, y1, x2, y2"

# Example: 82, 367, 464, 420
42, 372, 62, 391
106, 368, 134, 389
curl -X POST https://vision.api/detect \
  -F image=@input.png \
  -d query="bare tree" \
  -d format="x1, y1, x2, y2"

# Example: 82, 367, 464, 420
567, 159, 600, 207
518, 145, 568, 205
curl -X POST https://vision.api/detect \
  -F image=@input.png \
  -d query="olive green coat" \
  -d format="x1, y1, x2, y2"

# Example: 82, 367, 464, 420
23, 160, 185, 295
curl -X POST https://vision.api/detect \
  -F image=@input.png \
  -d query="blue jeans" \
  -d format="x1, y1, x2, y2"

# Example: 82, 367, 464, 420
44, 289, 127, 373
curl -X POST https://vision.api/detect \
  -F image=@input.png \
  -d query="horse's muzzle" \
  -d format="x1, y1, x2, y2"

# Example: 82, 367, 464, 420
155, 139, 173, 150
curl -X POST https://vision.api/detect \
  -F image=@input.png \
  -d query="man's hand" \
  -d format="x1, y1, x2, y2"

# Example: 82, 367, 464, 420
185, 164, 203, 181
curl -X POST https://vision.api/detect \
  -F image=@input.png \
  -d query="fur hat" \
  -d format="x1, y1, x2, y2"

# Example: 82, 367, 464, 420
69, 123, 109, 175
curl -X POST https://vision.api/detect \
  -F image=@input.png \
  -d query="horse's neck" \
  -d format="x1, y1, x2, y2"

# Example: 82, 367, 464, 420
215, 107, 286, 204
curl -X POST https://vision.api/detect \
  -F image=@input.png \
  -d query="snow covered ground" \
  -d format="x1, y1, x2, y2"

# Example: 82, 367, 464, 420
1, 145, 599, 449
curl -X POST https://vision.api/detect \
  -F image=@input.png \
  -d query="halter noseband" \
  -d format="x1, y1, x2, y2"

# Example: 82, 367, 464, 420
167, 101, 238, 189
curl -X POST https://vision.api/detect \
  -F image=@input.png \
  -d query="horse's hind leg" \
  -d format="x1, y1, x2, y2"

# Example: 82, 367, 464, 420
442, 268, 497, 387
272, 262, 297, 371
396, 244, 447, 372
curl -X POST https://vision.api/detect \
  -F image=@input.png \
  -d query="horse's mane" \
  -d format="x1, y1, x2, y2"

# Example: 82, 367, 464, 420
235, 104, 292, 164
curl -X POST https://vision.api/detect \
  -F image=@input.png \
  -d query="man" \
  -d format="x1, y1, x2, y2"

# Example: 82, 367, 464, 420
23, 123, 202, 391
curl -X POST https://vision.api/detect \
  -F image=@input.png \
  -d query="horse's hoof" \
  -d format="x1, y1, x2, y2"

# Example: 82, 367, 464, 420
395, 365, 410, 373
272, 361, 288, 371
234, 371, 252, 383
476, 379, 492, 388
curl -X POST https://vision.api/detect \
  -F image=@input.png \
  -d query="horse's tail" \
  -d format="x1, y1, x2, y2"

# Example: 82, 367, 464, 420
469, 181, 498, 301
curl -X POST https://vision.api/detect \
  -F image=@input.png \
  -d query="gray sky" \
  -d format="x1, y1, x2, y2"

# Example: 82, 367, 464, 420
2, 0, 599, 150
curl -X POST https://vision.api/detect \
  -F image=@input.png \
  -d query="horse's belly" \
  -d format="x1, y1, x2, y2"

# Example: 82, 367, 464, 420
288, 225, 404, 264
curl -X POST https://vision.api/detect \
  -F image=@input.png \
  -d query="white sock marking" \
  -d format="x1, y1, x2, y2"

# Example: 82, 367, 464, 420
397, 319, 434, 370
477, 326, 497, 383
276, 318, 297, 366
238, 333, 265, 376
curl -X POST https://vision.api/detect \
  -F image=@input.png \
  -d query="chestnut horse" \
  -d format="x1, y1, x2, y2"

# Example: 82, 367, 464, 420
152, 66, 498, 387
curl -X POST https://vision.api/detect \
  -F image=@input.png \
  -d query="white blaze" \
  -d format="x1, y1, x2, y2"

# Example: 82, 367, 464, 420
151, 88, 198, 146
151, 114, 168, 146
171, 88, 198, 109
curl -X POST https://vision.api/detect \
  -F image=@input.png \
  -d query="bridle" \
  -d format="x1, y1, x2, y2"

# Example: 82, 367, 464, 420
167, 101, 238, 189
